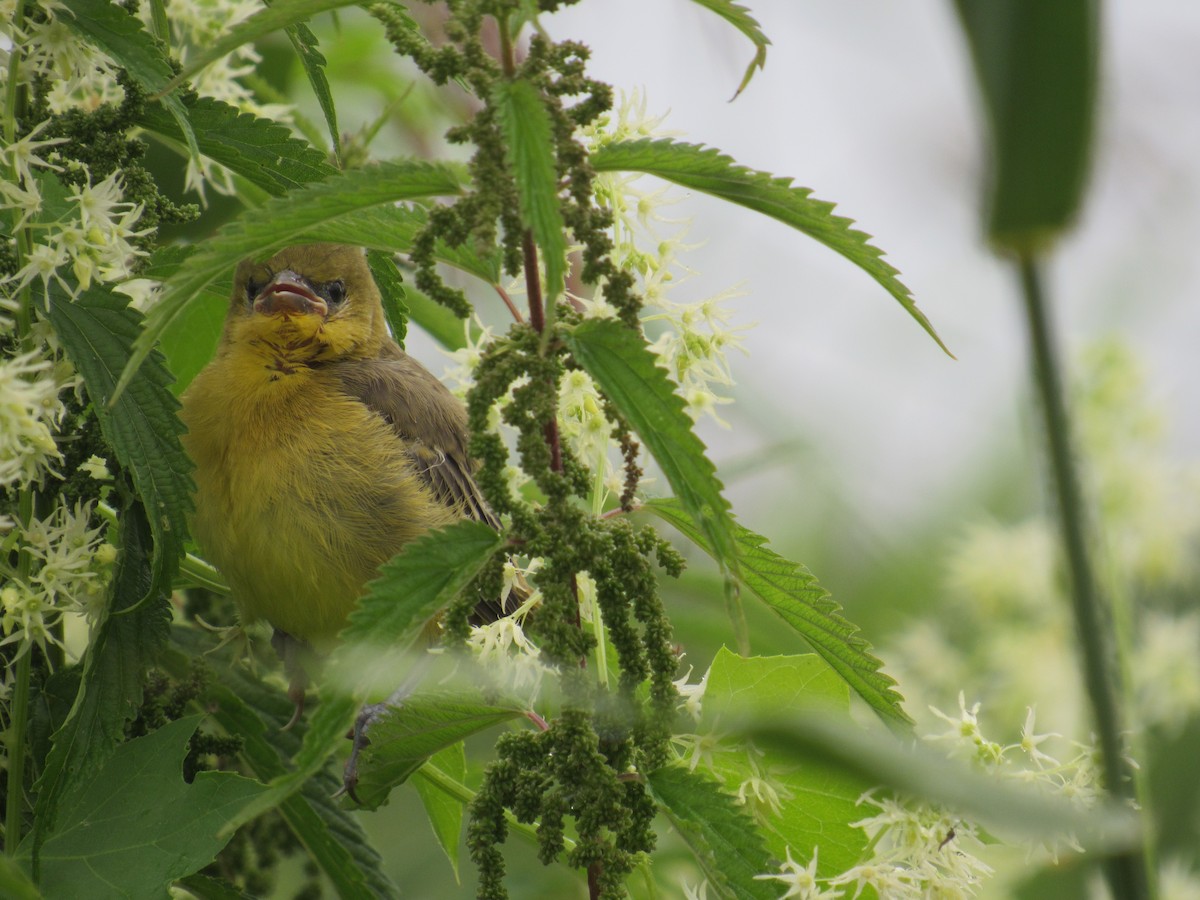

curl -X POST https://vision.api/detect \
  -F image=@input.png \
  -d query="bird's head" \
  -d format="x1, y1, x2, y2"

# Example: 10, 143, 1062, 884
224, 243, 390, 366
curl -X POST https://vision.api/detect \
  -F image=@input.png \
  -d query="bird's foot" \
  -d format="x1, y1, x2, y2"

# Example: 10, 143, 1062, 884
270, 628, 313, 730
338, 701, 389, 804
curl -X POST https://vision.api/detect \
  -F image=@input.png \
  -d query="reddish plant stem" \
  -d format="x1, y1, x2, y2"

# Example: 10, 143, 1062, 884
494, 283, 525, 323
526, 710, 550, 731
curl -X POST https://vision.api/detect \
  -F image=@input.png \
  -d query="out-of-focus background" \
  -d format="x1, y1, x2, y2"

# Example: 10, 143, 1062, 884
214, 2, 1198, 894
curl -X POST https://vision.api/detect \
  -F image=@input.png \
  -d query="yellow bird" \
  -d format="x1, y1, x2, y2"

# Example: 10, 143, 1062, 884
179, 243, 499, 712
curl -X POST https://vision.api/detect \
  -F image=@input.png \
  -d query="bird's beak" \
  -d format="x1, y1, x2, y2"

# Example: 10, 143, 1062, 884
253, 270, 329, 318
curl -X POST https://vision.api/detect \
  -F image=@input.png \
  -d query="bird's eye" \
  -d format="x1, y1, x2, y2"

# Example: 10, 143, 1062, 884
320, 280, 346, 306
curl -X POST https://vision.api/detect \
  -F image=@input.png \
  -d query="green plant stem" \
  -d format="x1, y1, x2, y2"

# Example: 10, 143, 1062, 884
4, 489, 36, 856
1016, 256, 1150, 900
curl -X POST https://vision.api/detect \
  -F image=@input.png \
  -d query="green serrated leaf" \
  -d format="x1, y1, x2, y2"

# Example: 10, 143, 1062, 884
49, 285, 193, 600
174, 873, 257, 900
494, 78, 566, 307
137, 94, 335, 197
217, 521, 504, 836
590, 138, 951, 356
283, 14, 340, 159
644, 498, 913, 734
32, 505, 172, 851
565, 318, 739, 574
60, 0, 199, 162
700, 650, 869, 876
367, 249, 409, 347
647, 766, 777, 900
118, 159, 466, 400
414, 743, 468, 881
351, 691, 524, 810
162, 0, 373, 95
33, 717, 267, 900
953, 0, 1098, 251
165, 629, 397, 900
686, 0, 771, 98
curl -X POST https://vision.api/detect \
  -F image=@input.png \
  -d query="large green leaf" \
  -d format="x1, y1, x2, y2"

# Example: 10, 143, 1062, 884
166, 630, 398, 900
953, 0, 1099, 251
350, 691, 524, 810
647, 766, 776, 900
590, 138, 950, 356
699, 650, 869, 878
118, 160, 466, 399
161, 0, 375, 95
137, 95, 335, 197
34, 717, 267, 900
48, 286, 192, 603
565, 318, 739, 575
217, 520, 504, 835
493, 78, 566, 308
686, 0, 771, 98
413, 744, 468, 880
32, 505, 171, 853
59, 0, 199, 161
645, 498, 912, 733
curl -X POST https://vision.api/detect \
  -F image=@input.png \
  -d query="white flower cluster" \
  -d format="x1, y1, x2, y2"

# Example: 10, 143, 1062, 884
465, 558, 552, 701
579, 90, 751, 428
1, 501, 113, 659
0, 0, 125, 113
0, 346, 67, 488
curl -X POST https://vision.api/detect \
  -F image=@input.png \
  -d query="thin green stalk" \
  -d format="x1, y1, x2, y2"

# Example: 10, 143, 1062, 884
1016, 256, 1151, 900
4, 489, 35, 856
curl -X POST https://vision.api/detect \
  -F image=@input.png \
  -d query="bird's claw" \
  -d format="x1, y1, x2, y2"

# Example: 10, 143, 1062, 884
340, 701, 388, 803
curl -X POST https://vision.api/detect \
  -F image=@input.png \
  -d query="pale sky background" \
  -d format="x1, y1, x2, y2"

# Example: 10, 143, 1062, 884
535, 0, 1200, 536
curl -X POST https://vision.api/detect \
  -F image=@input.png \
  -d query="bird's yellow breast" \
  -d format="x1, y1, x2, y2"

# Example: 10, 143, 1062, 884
180, 347, 453, 646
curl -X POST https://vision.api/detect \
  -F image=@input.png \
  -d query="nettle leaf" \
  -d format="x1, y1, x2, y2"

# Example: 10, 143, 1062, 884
645, 498, 913, 734
60, 0, 198, 160
566, 318, 739, 574
163, 0, 375, 94
49, 285, 192, 602
35, 717, 267, 900
283, 16, 340, 159
590, 138, 951, 356
32, 506, 171, 853
647, 766, 776, 900
137, 94, 335, 196
350, 691, 524, 811
413, 744, 468, 880
119, 159, 466, 399
699, 649, 869, 877
367, 249, 409, 347
218, 521, 503, 835
167, 628, 397, 900
494, 78, 567, 306
687, 0, 771, 98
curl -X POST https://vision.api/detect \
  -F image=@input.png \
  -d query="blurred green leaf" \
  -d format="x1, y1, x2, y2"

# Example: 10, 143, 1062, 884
591, 138, 950, 356
141, 245, 228, 395
0, 854, 40, 900
700, 649, 869, 878
647, 766, 776, 900
351, 691, 523, 811
218, 521, 503, 836
414, 744, 469, 881
34, 717, 267, 900
645, 498, 912, 733
952, 0, 1099, 251
566, 319, 739, 576
494, 78, 567, 306
686, 0, 771, 98
738, 712, 1141, 849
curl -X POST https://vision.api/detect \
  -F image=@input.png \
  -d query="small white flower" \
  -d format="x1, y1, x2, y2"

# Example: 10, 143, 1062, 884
754, 846, 842, 899
0, 347, 67, 488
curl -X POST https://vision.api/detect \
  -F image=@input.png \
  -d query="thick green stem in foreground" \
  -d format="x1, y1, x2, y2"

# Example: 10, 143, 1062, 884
1017, 257, 1151, 900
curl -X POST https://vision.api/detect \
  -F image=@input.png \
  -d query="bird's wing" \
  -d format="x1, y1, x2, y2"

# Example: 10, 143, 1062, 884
328, 351, 501, 530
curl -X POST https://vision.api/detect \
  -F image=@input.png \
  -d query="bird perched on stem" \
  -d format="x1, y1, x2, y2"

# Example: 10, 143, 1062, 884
179, 243, 500, 722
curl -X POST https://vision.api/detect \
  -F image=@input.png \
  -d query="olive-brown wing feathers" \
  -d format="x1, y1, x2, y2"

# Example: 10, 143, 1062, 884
327, 353, 501, 530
